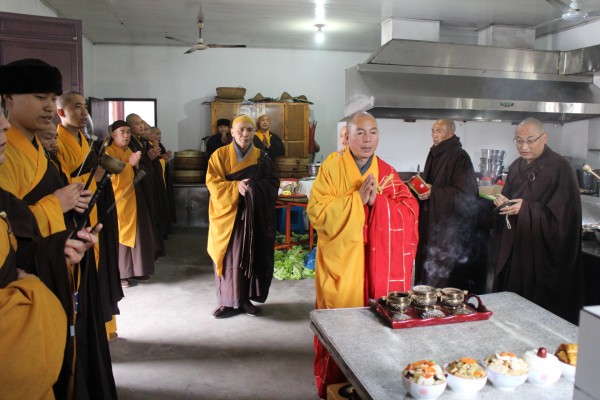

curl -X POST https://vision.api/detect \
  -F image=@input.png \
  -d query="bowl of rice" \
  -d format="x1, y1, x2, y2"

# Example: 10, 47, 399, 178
484, 352, 528, 391
444, 357, 487, 394
402, 360, 447, 399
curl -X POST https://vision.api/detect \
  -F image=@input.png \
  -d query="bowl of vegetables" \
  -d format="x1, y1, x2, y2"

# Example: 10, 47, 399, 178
402, 360, 447, 399
444, 358, 487, 395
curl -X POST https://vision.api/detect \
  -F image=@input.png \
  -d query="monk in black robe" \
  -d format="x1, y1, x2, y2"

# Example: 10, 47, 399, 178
492, 117, 584, 324
126, 113, 165, 259
206, 115, 279, 319
415, 119, 479, 289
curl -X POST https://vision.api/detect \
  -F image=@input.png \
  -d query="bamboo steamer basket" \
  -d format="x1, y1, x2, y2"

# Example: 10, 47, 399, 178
173, 169, 206, 184
275, 157, 310, 178
174, 150, 207, 170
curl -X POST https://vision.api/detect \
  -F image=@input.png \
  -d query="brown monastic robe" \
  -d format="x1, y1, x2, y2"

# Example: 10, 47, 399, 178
415, 135, 480, 289
492, 145, 584, 324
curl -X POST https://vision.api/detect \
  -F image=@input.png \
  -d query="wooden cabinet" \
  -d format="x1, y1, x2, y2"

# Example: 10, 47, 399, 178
210, 102, 309, 157
0, 12, 83, 94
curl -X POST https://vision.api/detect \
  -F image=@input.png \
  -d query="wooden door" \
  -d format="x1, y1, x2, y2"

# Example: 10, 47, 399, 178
0, 12, 83, 94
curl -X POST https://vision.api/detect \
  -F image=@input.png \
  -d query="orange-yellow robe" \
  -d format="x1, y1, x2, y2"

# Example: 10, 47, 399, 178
0, 196, 67, 400
0, 126, 65, 236
105, 144, 137, 248
56, 124, 98, 229
307, 150, 419, 309
206, 144, 263, 276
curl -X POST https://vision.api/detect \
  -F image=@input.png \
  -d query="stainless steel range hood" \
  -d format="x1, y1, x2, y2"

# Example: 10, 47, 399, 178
345, 39, 600, 123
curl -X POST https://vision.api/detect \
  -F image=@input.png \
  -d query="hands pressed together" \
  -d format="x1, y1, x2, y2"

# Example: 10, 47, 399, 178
359, 173, 377, 206
147, 146, 161, 161
129, 150, 142, 167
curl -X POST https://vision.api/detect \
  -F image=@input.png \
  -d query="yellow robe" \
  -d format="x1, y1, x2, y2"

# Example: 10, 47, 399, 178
105, 144, 137, 248
0, 126, 65, 237
0, 218, 67, 400
56, 124, 99, 229
206, 143, 262, 276
307, 150, 379, 309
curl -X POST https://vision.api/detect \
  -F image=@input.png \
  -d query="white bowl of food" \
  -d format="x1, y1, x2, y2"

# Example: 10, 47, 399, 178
484, 352, 528, 391
402, 360, 447, 399
555, 343, 577, 381
444, 357, 487, 395
523, 347, 562, 386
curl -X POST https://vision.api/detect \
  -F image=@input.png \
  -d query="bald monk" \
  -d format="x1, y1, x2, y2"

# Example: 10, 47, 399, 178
307, 111, 419, 398
206, 115, 279, 319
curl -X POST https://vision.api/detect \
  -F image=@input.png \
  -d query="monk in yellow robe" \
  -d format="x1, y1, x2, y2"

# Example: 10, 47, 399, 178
207, 115, 279, 319
56, 91, 123, 341
0, 59, 117, 400
105, 120, 155, 287
307, 111, 419, 397
0, 105, 96, 400
0, 59, 91, 237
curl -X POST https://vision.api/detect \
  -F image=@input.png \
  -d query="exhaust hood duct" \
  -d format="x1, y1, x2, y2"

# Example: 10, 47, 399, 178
345, 39, 600, 123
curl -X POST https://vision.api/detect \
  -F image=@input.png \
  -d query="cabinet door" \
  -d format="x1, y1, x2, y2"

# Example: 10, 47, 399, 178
284, 103, 309, 156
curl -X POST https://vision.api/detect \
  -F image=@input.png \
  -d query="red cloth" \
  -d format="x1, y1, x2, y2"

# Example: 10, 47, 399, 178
364, 158, 419, 302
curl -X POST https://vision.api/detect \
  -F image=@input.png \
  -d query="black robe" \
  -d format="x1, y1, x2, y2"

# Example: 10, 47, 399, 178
220, 152, 279, 304
159, 143, 177, 224
207, 133, 231, 160
415, 135, 480, 289
253, 131, 285, 159
129, 135, 164, 258
492, 145, 584, 324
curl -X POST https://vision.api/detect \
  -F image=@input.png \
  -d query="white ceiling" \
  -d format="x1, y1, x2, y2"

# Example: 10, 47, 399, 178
40, 0, 600, 53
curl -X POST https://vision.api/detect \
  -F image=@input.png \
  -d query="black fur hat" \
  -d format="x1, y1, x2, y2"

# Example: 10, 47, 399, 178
0, 58, 63, 95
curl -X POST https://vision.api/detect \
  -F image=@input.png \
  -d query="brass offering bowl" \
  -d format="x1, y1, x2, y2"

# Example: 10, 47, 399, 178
386, 291, 411, 314
409, 285, 439, 308
440, 287, 467, 309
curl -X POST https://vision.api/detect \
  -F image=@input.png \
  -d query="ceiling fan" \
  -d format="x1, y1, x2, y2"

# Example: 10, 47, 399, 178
165, 19, 246, 54
536, 0, 600, 36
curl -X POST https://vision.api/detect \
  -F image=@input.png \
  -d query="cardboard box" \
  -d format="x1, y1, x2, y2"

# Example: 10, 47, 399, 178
574, 306, 600, 400
327, 382, 361, 400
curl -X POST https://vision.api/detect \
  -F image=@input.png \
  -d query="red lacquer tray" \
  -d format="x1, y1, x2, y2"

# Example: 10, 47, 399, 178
368, 293, 493, 329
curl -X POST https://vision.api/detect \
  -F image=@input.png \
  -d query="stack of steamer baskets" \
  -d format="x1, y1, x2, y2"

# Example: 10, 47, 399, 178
275, 156, 310, 179
480, 148, 505, 184
173, 150, 208, 184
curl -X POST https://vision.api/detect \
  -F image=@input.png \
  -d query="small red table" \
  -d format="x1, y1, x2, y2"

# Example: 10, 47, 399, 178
275, 196, 314, 250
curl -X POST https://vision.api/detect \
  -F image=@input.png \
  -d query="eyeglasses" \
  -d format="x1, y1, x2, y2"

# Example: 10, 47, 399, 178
1, 108, 8, 119
513, 133, 544, 146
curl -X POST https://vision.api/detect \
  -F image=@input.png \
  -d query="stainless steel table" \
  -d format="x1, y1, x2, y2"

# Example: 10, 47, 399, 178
310, 292, 577, 399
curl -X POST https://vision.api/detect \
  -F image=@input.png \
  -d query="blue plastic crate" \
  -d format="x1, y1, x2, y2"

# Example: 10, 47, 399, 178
276, 206, 305, 234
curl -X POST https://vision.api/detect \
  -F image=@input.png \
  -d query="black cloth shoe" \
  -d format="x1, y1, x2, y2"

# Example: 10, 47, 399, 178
212, 306, 234, 319
240, 301, 262, 317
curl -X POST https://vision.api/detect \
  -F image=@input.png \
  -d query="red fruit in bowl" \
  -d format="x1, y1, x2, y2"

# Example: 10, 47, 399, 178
537, 347, 547, 358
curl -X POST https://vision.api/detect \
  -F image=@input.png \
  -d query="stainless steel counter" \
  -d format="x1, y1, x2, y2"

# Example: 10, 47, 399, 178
310, 292, 577, 400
